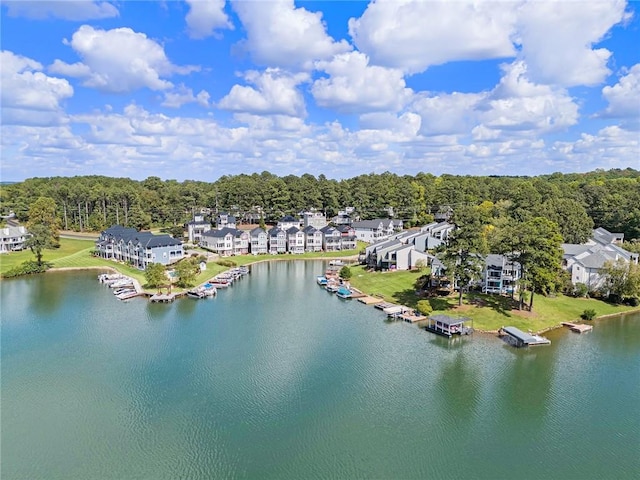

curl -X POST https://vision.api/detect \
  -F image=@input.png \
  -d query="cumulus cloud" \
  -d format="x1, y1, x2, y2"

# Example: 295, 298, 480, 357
1, 50, 73, 126
348, 0, 517, 74
312, 51, 412, 113
600, 64, 640, 129
49, 25, 198, 93
3, 0, 118, 21
231, 0, 350, 69
515, 0, 629, 86
218, 68, 309, 117
185, 0, 233, 39
162, 85, 211, 109
478, 61, 579, 134
410, 92, 482, 136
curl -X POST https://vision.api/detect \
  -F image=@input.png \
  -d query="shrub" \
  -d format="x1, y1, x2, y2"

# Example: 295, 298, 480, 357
580, 309, 597, 321
416, 300, 433, 316
624, 297, 639, 307
574, 283, 589, 298
339, 266, 352, 280
2, 260, 52, 278
216, 259, 237, 267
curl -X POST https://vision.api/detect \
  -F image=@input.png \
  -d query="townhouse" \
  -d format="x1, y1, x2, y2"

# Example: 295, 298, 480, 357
200, 227, 249, 256
351, 218, 403, 244
95, 225, 183, 269
186, 214, 211, 244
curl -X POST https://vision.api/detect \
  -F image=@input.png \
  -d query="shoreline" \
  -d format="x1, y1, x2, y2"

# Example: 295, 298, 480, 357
28, 261, 640, 335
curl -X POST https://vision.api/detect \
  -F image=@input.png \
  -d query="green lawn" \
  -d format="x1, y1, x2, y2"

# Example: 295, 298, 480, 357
348, 265, 637, 332
0, 239, 96, 274
348, 265, 426, 306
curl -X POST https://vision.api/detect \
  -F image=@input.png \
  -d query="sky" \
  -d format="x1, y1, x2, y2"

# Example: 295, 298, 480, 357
1, 0, 639, 182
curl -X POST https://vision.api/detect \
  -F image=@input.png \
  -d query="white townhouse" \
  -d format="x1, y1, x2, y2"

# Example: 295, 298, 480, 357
351, 218, 403, 244
186, 214, 211, 244
320, 226, 342, 252
201, 227, 249, 256
562, 228, 638, 291
0, 224, 30, 253
482, 254, 521, 295
286, 227, 305, 254
249, 227, 268, 254
277, 215, 300, 231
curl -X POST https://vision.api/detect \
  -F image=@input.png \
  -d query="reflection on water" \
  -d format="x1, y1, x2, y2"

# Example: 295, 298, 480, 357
1, 265, 639, 480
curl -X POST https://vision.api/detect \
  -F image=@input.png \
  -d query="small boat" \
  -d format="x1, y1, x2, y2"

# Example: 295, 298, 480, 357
317, 275, 328, 286
187, 289, 206, 299
326, 283, 339, 293
336, 286, 352, 299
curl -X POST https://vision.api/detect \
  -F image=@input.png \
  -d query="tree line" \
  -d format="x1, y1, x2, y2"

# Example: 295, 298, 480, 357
1, 168, 639, 244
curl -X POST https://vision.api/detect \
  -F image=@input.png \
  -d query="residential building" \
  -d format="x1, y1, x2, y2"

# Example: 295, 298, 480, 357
216, 212, 236, 230
201, 228, 235, 256
482, 254, 521, 295
277, 215, 300, 230
562, 228, 638, 291
268, 227, 287, 254
321, 225, 342, 251
332, 206, 358, 226
302, 225, 323, 252
249, 227, 268, 254
364, 239, 434, 271
286, 227, 305, 254
351, 218, 403, 243
186, 214, 211, 244
95, 225, 183, 269
302, 211, 327, 229
232, 229, 250, 255
336, 225, 357, 250
0, 224, 30, 253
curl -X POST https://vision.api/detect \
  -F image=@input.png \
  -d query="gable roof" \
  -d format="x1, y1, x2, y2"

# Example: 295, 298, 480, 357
250, 227, 266, 236
202, 227, 237, 238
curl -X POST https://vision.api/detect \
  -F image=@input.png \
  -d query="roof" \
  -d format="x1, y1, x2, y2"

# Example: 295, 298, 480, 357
592, 227, 623, 245
430, 315, 468, 326
202, 227, 237, 238
335, 225, 354, 233
352, 219, 392, 230
502, 326, 538, 344
249, 227, 266, 235
302, 225, 318, 233
138, 234, 182, 248
287, 226, 300, 234
280, 215, 298, 222
268, 227, 285, 237
187, 220, 210, 226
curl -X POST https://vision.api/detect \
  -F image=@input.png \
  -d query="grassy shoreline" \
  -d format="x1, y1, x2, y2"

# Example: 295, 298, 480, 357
3, 239, 637, 333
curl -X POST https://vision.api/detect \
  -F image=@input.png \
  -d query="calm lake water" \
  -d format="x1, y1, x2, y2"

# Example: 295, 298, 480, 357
2, 261, 639, 479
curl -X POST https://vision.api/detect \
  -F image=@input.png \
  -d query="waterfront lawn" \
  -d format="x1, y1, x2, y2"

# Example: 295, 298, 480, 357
349, 265, 427, 306
347, 265, 636, 332
0, 239, 96, 275
226, 243, 366, 267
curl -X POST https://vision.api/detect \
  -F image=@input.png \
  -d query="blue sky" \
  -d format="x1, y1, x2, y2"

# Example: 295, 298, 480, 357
1, 0, 639, 182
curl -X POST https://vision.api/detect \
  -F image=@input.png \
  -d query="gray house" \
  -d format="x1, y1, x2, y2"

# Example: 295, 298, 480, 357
302, 225, 323, 252
249, 227, 268, 254
0, 224, 30, 253
320, 226, 341, 252
482, 254, 521, 295
352, 218, 403, 243
268, 227, 287, 254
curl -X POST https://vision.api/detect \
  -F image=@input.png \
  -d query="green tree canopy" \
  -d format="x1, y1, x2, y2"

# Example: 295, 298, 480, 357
175, 258, 200, 288
145, 263, 167, 289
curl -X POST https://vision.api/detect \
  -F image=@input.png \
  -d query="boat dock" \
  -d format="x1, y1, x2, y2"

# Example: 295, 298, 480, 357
150, 292, 178, 303
500, 326, 551, 347
397, 311, 428, 323
425, 315, 473, 338
358, 295, 384, 305
562, 322, 593, 333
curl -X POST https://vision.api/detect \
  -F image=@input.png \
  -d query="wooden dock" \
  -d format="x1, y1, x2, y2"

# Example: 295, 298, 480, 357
562, 322, 593, 333
397, 312, 427, 323
150, 293, 177, 303
358, 295, 384, 305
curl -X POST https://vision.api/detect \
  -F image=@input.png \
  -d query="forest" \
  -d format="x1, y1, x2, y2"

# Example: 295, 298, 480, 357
1, 168, 639, 244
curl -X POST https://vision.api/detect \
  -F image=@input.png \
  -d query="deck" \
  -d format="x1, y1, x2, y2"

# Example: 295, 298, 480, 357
357, 295, 384, 305
562, 322, 593, 333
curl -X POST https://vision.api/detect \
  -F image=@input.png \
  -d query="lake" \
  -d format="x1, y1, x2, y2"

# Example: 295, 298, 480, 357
1, 261, 639, 479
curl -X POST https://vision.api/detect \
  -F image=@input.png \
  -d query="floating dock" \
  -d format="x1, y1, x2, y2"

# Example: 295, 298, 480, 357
425, 315, 473, 338
562, 322, 593, 333
500, 326, 551, 347
397, 311, 428, 323
150, 293, 177, 303
357, 295, 384, 305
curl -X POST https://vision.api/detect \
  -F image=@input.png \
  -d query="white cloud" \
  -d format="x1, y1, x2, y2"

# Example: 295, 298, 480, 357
3, 0, 118, 21
162, 85, 211, 109
231, 0, 350, 69
312, 51, 412, 113
218, 68, 309, 117
600, 64, 640, 129
49, 25, 198, 93
348, 0, 517, 74
478, 61, 579, 133
515, 0, 629, 86
1, 50, 73, 126
410, 92, 482, 136
185, 0, 233, 39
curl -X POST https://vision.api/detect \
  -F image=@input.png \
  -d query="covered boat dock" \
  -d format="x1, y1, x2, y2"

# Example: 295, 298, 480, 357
425, 315, 473, 338
500, 326, 551, 347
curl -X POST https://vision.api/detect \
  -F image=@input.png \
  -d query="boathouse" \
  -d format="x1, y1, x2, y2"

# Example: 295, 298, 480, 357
425, 315, 472, 338
500, 326, 551, 347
